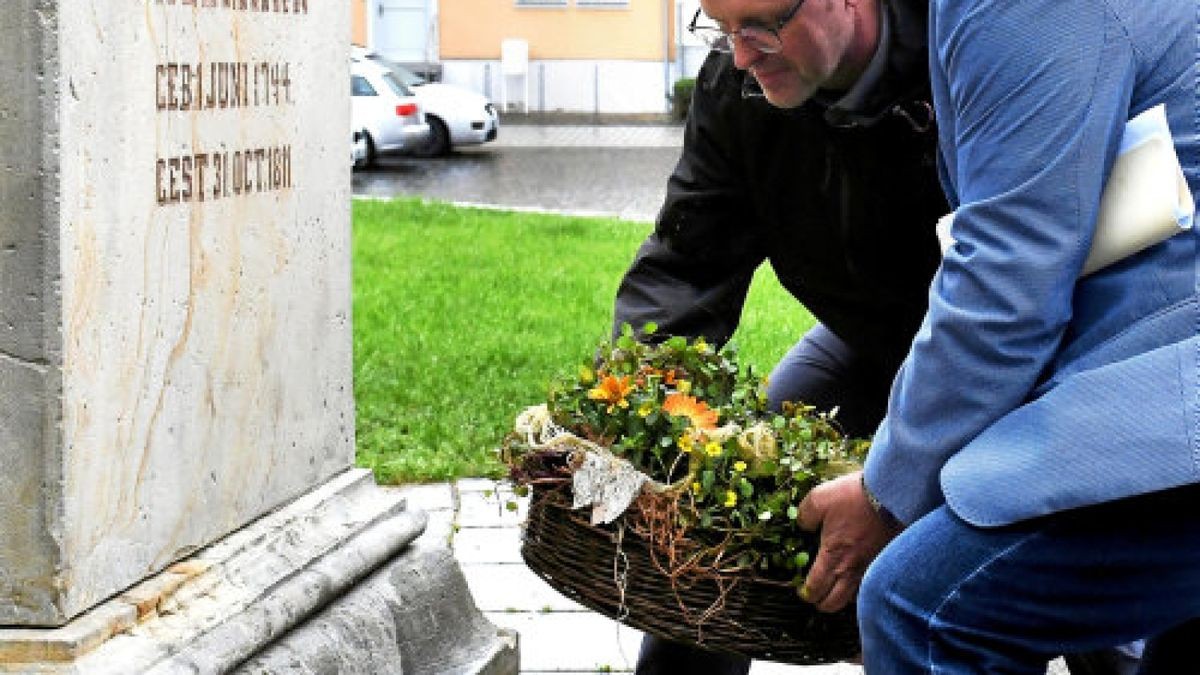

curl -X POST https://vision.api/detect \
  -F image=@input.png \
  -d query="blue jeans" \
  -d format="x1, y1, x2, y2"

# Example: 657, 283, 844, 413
859, 485, 1200, 673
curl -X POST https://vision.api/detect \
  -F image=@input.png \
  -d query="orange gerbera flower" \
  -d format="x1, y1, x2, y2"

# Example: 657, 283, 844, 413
662, 393, 718, 430
587, 374, 634, 412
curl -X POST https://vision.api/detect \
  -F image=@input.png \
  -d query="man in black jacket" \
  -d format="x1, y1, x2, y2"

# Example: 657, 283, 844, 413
612, 0, 1140, 673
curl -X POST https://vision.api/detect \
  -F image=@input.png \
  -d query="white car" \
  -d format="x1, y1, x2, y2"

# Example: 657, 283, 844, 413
351, 47, 499, 157
351, 60, 431, 166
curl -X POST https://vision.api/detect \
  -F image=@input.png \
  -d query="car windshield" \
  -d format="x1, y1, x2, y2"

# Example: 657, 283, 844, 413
380, 72, 414, 97
391, 65, 426, 88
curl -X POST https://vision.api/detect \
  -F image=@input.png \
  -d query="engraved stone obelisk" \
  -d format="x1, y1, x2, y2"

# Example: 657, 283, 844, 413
0, 2, 515, 671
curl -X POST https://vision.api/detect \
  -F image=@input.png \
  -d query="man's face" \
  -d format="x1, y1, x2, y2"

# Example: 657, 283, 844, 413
699, 0, 872, 108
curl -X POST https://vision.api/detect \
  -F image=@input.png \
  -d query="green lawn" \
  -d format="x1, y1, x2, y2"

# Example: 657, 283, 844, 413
352, 197, 813, 484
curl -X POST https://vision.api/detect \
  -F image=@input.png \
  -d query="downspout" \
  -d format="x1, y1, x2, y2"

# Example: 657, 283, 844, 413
676, 0, 684, 77
663, 0, 672, 112
366, 0, 375, 50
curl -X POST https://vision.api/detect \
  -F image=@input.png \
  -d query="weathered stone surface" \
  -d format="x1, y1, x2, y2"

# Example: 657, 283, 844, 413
237, 545, 519, 675
0, 0, 66, 629
0, 471, 519, 674
0, 0, 352, 625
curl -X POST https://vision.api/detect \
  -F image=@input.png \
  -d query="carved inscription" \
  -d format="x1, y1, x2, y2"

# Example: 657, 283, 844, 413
155, 6, 306, 205
156, 62, 293, 110
156, 147, 293, 205
155, 0, 309, 13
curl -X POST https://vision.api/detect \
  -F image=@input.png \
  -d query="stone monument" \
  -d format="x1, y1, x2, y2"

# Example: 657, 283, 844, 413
0, 1, 516, 672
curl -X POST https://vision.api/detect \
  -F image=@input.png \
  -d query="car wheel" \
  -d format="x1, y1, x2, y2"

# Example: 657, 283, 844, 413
413, 116, 450, 158
363, 132, 378, 168
352, 130, 369, 170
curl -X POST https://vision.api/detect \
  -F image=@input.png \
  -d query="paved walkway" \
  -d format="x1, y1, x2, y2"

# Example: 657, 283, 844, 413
394, 480, 866, 674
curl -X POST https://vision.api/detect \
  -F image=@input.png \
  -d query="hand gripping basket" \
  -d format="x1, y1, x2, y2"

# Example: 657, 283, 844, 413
520, 484, 861, 664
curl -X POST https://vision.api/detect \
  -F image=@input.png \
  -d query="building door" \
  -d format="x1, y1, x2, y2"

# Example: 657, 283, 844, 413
371, 0, 430, 64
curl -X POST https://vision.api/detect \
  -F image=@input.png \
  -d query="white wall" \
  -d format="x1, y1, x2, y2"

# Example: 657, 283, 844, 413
444, 59, 673, 114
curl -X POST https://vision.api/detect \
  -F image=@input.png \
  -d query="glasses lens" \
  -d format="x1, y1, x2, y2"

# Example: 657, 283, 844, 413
691, 26, 733, 52
738, 27, 782, 54
690, 20, 782, 54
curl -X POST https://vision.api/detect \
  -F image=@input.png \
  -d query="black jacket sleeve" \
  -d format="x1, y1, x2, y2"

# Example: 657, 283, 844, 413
612, 54, 767, 344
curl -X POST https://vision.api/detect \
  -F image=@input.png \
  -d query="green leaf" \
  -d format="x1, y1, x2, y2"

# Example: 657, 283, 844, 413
738, 477, 753, 498
787, 505, 799, 520
643, 322, 658, 335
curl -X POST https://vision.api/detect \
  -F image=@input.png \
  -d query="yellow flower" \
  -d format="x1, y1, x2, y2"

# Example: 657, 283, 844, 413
733, 460, 747, 473
637, 401, 654, 417
587, 374, 633, 413
678, 380, 693, 395
578, 365, 596, 384
724, 490, 738, 507
678, 434, 696, 453
662, 392, 718, 430
691, 481, 702, 496
705, 442, 723, 457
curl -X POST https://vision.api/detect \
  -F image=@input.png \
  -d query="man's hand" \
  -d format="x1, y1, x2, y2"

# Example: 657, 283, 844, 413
796, 471, 901, 613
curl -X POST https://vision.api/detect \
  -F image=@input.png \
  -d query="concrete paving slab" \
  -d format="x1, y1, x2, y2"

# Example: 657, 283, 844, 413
459, 487, 530, 527
460, 563, 589, 613
459, 477, 509, 494
391, 482, 456, 513
418, 508, 456, 550
454, 526, 525, 564
485, 611, 642, 672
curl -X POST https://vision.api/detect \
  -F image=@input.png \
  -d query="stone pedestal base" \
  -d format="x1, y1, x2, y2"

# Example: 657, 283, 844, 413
0, 469, 518, 674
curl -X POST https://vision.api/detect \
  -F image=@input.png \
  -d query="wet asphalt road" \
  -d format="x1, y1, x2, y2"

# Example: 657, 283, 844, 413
351, 127, 684, 222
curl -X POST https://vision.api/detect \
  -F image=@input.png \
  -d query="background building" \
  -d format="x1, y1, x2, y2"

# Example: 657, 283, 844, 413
351, 0, 708, 115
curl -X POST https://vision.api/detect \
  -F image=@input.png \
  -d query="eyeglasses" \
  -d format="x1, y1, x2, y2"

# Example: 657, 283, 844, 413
687, 0, 807, 55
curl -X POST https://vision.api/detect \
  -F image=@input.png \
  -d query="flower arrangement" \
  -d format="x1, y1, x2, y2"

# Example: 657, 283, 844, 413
499, 323, 869, 591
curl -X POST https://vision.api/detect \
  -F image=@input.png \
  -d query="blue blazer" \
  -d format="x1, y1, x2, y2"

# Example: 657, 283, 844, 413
864, 0, 1200, 526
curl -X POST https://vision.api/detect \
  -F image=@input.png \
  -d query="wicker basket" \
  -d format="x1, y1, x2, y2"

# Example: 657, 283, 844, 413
520, 486, 860, 665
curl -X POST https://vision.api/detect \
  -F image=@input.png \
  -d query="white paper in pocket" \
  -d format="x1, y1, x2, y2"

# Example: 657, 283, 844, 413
936, 104, 1195, 276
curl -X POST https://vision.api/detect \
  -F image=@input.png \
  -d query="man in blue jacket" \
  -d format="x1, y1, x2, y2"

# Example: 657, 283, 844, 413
789, 0, 1200, 670
622, 0, 1196, 670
